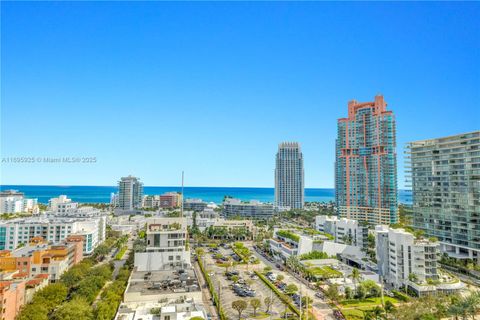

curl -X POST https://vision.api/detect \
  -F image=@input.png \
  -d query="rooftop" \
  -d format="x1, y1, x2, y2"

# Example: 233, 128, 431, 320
126, 267, 200, 297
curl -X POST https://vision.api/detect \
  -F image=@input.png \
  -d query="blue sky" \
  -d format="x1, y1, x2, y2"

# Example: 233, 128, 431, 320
1, 2, 479, 188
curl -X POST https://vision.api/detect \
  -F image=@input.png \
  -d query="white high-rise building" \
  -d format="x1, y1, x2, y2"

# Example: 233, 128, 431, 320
117, 175, 144, 210
406, 131, 480, 262
275, 142, 304, 210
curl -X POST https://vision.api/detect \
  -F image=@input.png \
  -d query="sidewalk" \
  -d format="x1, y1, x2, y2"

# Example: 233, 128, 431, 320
193, 260, 219, 320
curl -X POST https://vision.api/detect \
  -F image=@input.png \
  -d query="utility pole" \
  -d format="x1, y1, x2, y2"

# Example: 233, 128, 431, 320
269, 287, 273, 320
380, 275, 385, 307
300, 285, 303, 320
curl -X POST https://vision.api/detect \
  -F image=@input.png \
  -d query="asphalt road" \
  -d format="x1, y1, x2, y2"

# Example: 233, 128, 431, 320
245, 242, 336, 320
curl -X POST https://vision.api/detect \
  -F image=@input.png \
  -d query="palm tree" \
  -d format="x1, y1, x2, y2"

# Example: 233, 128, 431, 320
287, 255, 300, 273
349, 268, 361, 293
371, 306, 385, 320
363, 310, 374, 320
448, 303, 463, 320
464, 292, 480, 320
384, 300, 396, 319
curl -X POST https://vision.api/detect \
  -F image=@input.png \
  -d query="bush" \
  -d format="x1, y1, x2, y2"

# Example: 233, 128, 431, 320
115, 246, 128, 260
392, 290, 410, 302
299, 251, 331, 260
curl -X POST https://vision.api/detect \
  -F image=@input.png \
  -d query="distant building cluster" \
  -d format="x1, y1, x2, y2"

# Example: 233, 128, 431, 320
0, 196, 106, 254
142, 192, 182, 209
0, 190, 38, 214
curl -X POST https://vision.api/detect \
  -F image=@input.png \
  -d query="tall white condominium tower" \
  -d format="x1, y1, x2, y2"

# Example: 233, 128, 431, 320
275, 142, 305, 210
118, 175, 144, 210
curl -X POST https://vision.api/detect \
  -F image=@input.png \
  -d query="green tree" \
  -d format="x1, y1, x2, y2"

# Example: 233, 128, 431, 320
231, 275, 239, 283
17, 303, 49, 320
95, 300, 118, 320
344, 287, 354, 299
263, 266, 272, 274
370, 306, 384, 320
285, 283, 298, 295
349, 268, 361, 293
250, 298, 261, 316
73, 275, 107, 303
359, 280, 381, 298
34, 283, 68, 310
276, 274, 285, 282
52, 298, 93, 320
356, 284, 367, 300
408, 273, 418, 283
384, 300, 396, 319
232, 300, 248, 320
325, 284, 340, 302
264, 296, 273, 313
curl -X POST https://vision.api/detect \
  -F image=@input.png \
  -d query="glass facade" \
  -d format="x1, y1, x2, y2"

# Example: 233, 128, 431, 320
335, 95, 398, 224
407, 131, 480, 261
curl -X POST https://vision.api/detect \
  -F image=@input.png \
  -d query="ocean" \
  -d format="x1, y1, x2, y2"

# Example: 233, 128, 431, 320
0, 185, 412, 205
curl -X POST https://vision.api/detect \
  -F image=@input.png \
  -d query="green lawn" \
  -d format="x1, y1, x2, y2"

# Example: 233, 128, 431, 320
309, 266, 342, 278
340, 296, 399, 307
252, 312, 270, 319
339, 297, 401, 320
341, 307, 370, 320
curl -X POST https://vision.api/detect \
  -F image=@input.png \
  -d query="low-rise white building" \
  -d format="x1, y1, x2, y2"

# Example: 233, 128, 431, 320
223, 198, 274, 219
134, 217, 190, 271
269, 228, 323, 261
183, 199, 208, 212
185, 208, 219, 232
48, 195, 78, 214
315, 215, 368, 248
0, 190, 38, 214
115, 300, 207, 320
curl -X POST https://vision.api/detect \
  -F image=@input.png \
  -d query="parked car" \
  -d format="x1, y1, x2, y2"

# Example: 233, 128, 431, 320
267, 273, 277, 282
315, 292, 324, 299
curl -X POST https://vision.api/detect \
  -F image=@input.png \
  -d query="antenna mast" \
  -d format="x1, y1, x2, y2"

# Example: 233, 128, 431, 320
181, 171, 184, 217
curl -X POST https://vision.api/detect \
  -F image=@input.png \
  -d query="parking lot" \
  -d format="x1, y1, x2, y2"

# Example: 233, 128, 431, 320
245, 242, 336, 320
202, 245, 288, 320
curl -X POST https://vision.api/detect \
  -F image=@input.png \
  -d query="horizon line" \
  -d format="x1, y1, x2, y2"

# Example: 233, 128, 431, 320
0, 184, 410, 191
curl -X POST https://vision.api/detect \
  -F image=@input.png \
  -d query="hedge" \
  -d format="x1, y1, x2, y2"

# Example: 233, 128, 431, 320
198, 257, 228, 320
254, 270, 300, 316
392, 290, 410, 302
115, 246, 128, 260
